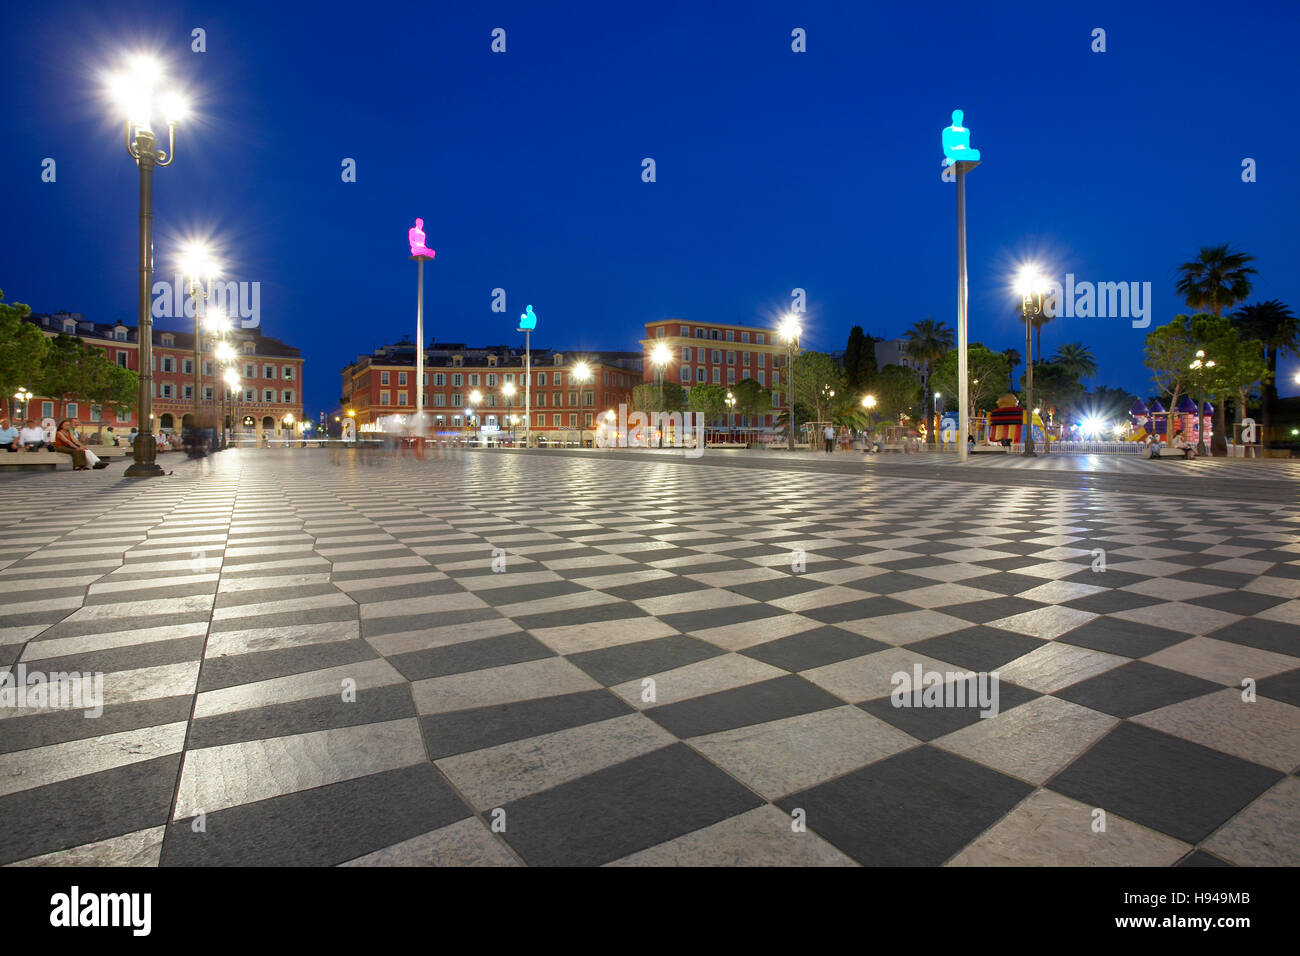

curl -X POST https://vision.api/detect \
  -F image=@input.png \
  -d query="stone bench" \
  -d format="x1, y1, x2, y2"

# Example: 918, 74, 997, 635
970, 444, 1010, 454
0, 446, 130, 472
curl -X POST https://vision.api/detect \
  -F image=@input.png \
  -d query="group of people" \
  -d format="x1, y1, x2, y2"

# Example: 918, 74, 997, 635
0, 418, 54, 452
1, 417, 113, 470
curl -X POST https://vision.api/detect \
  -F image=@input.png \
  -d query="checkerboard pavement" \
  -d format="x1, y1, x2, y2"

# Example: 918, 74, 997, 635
1, 448, 1297, 866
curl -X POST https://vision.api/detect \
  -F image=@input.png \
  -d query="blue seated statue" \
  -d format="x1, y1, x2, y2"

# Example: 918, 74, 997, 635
942, 110, 980, 166
519, 304, 537, 330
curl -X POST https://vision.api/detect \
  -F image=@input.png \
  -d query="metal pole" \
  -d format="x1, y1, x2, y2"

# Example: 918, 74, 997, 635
192, 282, 203, 427
786, 341, 796, 451
126, 132, 164, 477
1023, 300, 1036, 456
956, 164, 969, 463
416, 258, 425, 424
524, 329, 531, 447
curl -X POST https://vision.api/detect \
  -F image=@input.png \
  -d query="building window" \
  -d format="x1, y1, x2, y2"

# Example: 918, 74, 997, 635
244, 388, 255, 402
712, 368, 720, 384
41, 401, 54, 418
584, 412, 594, 426
398, 371, 407, 386
553, 414, 561, 427
756, 333, 765, 345
583, 391, 594, 406
568, 391, 578, 406
434, 373, 445, 386
181, 359, 192, 375
183, 385, 194, 399
681, 365, 691, 381
680, 325, 689, 336
283, 366, 294, 380
757, 353, 766, 367
451, 415, 462, 426
203, 387, 214, 400
486, 374, 497, 387
451, 393, 461, 407
695, 328, 704, 338
727, 369, 736, 384
727, 351, 735, 364
741, 332, 750, 343
264, 365, 276, 379
161, 356, 174, 373
203, 361, 213, 376
380, 371, 390, 385
380, 390, 391, 406
696, 368, 705, 382
115, 329, 127, 342
117, 408, 131, 423
263, 389, 275, 402
244, 363, 256, 378
469, 373, 480, 386
90, 404, 102, 421
433, 393, 446, 406
66, 402, 79, 418
711, 350, 721, 364
726, 330, 734, 342
568, 414, 577, 427
451, 373, 462, 387
538, 373, 547, 386
243, 341, 255, 353
283, 390, 294, 403
117, 353, 129, 367
757, 370, 765, 385
536, 393, 546, 407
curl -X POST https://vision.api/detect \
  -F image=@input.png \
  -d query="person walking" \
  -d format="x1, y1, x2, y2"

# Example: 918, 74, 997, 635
823, 423, 835, 454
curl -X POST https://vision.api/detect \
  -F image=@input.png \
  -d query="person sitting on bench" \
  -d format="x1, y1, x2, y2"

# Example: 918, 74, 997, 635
53, 419, 109, 470
18, 419, 47, 450
0, 418, 18, 452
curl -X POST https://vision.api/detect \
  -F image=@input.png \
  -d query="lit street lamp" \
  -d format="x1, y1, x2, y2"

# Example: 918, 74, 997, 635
725, 390, 736, 441
778, 316, 801, 450
181, 242, 217, 452
1015, 266, 1050, 457
12, 388, 33, 421
111, 55, 187, 477
571, 361, 593, 446
1189, 349, 1216, 457
650, 343, 671, 447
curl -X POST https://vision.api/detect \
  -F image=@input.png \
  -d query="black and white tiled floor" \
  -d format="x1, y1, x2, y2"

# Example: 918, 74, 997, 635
1, 448, 1297, 866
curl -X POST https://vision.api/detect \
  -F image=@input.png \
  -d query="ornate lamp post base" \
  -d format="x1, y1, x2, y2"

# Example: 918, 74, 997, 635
126, 435, 166, 477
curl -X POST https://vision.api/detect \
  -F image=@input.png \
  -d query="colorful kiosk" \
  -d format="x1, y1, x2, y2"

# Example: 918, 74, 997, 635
987, 393, 1045, 446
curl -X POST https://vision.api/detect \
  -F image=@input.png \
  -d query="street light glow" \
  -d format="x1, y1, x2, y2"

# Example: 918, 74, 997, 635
181, 242, 217, 281
502, 382, 516, 398
862, 395, 877, 409
469, 390, 483, 404
571, 361, 592, 382
650, 343, 672, 367
778, 316, 801, 342
1014, 265, 1051, 297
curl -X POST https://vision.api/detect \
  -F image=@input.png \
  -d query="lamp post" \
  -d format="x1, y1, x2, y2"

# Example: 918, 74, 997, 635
518, 305, 537, 447
502, 381, 517, 445
282, 413, 294, 447
933, 391, 942, 448
224, 369, 241, 445
112, 56, 186, 478
571, 361, 592, 446
942, 110, 980, 463
725, 390, 736, 442
181, 243, 217, 449
1015, 267, 1048, 456
13, 388, 32, 422
650, 343, 671, 447
1189, 350, 1216, 457
778, 317, 801, 450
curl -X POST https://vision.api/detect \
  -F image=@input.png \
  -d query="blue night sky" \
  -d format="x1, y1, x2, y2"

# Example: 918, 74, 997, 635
4, 0, 1298, 418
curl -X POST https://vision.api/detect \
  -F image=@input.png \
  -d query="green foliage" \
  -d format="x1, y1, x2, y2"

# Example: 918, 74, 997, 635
843, 326, 877, 393
903, 318, 954, 389
932, 345, 1011, 421
1024, 362, 1086, 420
792, 351, 845, 422
730, 377, 772, 422
0, 290, 49, 403
631, 381, 685, 413
1143, 315, 1202, 431
874, 364, 922, 423
1176, 244, 1257, 317
1051, 342, 1098, 380
687, 383, 729, 423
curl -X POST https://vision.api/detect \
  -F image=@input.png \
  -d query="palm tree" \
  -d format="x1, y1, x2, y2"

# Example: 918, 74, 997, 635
1011, 306, 1053, 368
1051, 342, 1098, 381
903, 318, 955, 395
1176, 244, 1257, 316
1233, 299, 1297, 443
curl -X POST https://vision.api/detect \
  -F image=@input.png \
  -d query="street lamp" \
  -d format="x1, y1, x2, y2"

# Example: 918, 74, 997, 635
571, 361, 593, 446
725, 390, 736, 441
1189, 349, 1216, 457
111, 55, 187, 478
283, 412, 294, 447
650, 343, 671, 446
1015, 266, 1050, 456
12, 388, 32, 421
181, 242, 218, 447
778, 316, 801, 450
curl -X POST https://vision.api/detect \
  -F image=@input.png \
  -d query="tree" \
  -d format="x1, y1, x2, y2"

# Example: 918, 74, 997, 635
1175, 244, 1256, 317
1233, 299, 1297, 444
874, 364, 923, 425
630, 381, 685, 413
1026, 362, 1086, 424
731, 377, 772, 426
1051, 342, 1098, 381
1188, 313, 1268, 455
687, 383, 728, 424
1083, 384, 1139, 425
1144, 315, 1202, 441
932, 346, 1011, 424
792, 351, 846, 423
843, 326, 877, 394
35, 334, 110, 420
903, 318, 954, 394
0, 290, 48, 416
1001, 348, 1021, 392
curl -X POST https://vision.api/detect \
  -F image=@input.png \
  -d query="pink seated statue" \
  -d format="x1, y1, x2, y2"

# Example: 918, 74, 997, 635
408, 218, 436, 259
